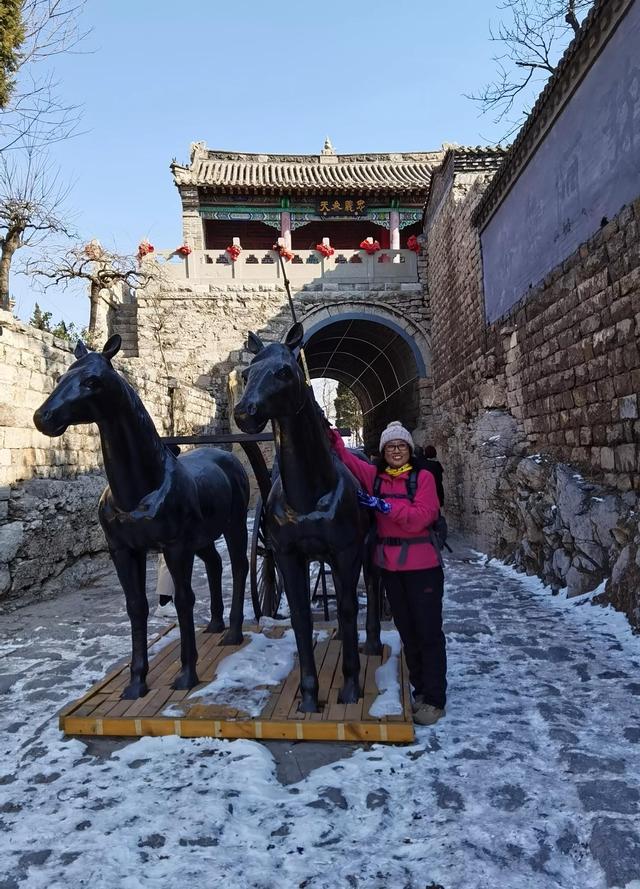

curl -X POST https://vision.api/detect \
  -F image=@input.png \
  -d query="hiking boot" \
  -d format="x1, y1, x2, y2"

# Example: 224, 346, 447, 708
154, 599, 177, 620
413, 704, 445, 726
411, 693, 426, 713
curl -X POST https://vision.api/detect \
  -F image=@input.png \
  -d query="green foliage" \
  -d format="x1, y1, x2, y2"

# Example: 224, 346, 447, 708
29, 302, 87, 343
30, 302, 52, 331
334, 382, 363, 445
0, 0, 25, 109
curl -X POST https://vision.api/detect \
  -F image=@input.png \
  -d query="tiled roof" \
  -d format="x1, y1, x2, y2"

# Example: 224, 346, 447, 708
171, 142, 443, 195
422, 146, 508, 226
446, 144, 509, 173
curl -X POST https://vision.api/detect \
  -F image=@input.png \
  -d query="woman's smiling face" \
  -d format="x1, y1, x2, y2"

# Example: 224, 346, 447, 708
384, 440, 411, 469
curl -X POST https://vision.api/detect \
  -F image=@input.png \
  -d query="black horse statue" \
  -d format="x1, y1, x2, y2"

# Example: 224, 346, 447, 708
234, 322, 381, 713
33, 335, 249, 699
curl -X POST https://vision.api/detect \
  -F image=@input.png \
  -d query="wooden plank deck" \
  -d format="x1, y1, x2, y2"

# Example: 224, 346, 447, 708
60, 623, 414, 743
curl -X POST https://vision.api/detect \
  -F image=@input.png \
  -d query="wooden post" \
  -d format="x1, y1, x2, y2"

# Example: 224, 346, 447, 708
280, 211, 292, 250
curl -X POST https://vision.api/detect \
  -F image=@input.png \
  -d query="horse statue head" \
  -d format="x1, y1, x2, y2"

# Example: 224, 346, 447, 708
33, 335, 123, 436
234, 323, 306, 434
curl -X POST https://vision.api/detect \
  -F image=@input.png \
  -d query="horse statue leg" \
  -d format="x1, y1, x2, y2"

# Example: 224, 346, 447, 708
362, 533, 383, 656
163, 546, 200, 689
279, 552, 319, 712
329, 548, 362, 704
220, 518, 248, 646
197, 544, 225, 634
110, 547, 149, 699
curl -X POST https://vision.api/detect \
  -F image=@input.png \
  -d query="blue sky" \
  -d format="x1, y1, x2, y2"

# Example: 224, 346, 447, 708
9, 0, 554, 327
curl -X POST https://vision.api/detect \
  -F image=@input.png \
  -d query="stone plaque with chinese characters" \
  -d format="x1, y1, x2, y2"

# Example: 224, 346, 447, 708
317, 198, 367, 217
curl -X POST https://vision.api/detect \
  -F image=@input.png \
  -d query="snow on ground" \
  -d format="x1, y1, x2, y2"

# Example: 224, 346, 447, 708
1, 535, 640, 888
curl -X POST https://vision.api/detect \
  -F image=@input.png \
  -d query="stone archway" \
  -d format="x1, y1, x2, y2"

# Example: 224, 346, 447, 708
299, 306, 430, 452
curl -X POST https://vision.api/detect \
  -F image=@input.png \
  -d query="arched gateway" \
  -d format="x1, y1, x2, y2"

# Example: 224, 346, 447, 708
112, 139, 441, 446
300, 308, 429, 450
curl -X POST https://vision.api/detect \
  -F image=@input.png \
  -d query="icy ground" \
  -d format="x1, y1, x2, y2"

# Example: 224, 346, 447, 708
1, 534, 640, 889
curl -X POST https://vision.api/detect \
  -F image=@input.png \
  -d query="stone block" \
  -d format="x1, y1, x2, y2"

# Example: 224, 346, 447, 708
619, 394, 638, 420
0, 521, 24, 562
565, 564, 597, 597
614, 444, 636, 472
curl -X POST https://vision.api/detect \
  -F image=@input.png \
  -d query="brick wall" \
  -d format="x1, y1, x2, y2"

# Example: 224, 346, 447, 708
491, 200, 640, 492
423, 153, 640, 625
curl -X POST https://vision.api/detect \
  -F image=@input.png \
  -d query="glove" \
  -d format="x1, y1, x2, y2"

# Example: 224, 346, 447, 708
357, 490, 391, 514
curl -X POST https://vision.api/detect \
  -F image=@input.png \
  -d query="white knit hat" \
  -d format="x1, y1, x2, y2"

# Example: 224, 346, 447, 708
379, 421, 414, 454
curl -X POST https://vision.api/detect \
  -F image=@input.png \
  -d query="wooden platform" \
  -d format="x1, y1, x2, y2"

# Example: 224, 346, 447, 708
59, 624, 415, 744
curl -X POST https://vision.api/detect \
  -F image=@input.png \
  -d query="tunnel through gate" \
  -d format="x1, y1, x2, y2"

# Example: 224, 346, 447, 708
302, 314, 426, 454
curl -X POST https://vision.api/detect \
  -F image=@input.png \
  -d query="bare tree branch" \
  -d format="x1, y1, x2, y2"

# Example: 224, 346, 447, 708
0, 0, 90, 152
0, 144, 74, 308
25, 241, 159, 337
467, 0, 594, 139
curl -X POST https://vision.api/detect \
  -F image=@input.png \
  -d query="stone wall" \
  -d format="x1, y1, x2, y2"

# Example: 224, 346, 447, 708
0, 310, 103, 486
424, 156, 640, 625
125, 276, 432, 445
0, 310, 217, 606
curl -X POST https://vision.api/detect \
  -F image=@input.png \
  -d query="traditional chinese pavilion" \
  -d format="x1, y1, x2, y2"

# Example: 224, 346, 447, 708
171, 139, 442, 253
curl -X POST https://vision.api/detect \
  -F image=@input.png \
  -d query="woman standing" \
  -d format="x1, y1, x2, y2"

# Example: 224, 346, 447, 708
328, 420, 446, 726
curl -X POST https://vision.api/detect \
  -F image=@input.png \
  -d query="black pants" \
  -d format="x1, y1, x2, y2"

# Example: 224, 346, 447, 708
382, 566, 446, 709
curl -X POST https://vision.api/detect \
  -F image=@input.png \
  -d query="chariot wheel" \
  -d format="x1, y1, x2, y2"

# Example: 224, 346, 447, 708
250, 495, 284, 621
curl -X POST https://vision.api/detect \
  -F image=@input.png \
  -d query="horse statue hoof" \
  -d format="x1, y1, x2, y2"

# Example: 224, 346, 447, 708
172, 667, 199, 690
298, 693, 320, 713
121, 680, 149, 700
362, 639, 383, 657
338, 679, 361, 704
221, 628, 243, 646
205, 618, 226, 634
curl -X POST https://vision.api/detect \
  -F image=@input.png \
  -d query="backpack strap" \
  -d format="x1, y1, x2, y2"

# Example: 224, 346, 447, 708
373, 468, 421, 500
406, 468, 419, 501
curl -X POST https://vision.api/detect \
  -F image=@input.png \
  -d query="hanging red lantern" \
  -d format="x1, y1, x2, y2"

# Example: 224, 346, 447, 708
359, 239, 381, 255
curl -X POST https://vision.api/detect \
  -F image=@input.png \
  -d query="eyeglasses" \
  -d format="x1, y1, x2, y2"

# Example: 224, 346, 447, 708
384, 442, 409, 452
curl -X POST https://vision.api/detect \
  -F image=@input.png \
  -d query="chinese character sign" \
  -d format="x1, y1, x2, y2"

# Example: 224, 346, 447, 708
318, 198, 367, 217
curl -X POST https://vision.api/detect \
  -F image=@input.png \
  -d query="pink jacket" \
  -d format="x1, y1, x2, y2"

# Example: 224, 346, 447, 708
329, 430, 441, 572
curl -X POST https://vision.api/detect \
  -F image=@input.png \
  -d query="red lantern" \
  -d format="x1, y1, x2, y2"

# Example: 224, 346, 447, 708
274, 243, 295, 262
359, 239, 381, 255
226, 244, 242, 261
137, 239, 155, 262
407, 235, 421, 253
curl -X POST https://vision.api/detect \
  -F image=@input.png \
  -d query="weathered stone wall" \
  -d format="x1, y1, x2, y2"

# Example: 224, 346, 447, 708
0, 310, 217, 606
424, 156, 640, 625
126, 276, 432, 444
0, 310, 103, 486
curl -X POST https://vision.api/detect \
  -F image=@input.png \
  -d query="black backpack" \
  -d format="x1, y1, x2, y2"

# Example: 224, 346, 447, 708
373, 468, 450, 553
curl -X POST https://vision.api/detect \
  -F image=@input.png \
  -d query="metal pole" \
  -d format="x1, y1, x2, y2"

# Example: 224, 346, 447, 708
276, 248, 312, 385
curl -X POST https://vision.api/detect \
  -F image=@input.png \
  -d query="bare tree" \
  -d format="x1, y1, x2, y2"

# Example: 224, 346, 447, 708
26, 241, 153, 340
0, 145, 73, 309
1, 0, 89, 152
469, 0, 594, 139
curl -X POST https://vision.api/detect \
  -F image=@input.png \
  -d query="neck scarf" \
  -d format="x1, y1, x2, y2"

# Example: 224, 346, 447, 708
385, 463, 412, 477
